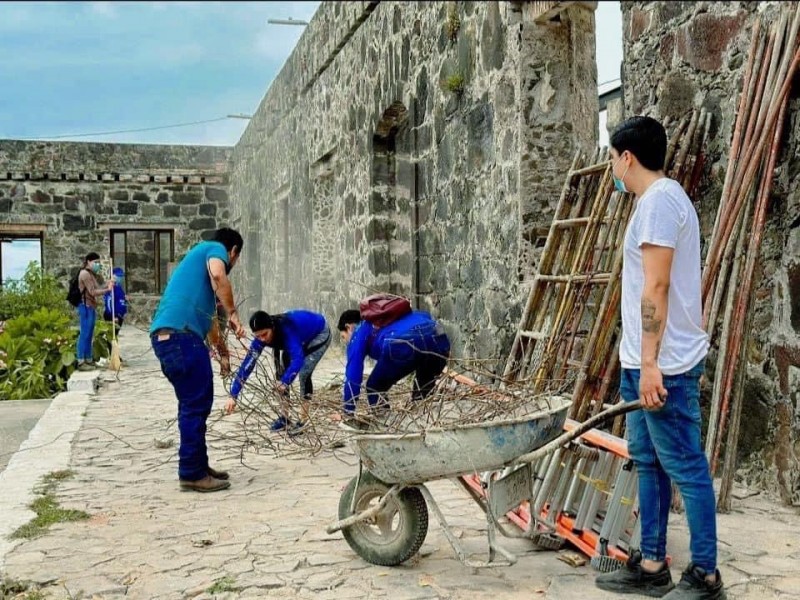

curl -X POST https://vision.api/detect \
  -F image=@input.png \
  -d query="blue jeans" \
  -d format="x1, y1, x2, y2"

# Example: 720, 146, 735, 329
363, 323, 450, 409
152, 331, 213, 481
622, 361, 717, 572
77, 304, 96, 361
297, 327, 331, 400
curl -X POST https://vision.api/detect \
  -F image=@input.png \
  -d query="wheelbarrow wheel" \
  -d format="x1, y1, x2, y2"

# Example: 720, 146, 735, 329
338, 472, 428, 566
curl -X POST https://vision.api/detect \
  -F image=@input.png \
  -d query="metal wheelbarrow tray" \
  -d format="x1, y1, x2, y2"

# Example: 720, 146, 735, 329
327, 399, 642, 569
352, 398, 570, 484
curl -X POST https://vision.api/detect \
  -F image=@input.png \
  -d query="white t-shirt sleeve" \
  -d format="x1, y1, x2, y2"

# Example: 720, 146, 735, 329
635, 190, 684, 249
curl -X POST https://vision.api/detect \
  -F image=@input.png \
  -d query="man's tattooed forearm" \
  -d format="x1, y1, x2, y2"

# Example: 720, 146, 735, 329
642, 298, 662, 334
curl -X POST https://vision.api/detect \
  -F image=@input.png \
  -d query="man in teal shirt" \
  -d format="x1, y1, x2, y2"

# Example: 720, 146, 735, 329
150, 228, 246, 493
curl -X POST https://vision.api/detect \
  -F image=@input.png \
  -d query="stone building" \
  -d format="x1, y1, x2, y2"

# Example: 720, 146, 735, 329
228, 0, 599, 366
0, 141, 231, 321
2, 0, 798, 503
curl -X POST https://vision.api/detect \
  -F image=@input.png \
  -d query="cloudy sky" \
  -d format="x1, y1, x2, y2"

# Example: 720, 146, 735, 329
0, 1, 622, 147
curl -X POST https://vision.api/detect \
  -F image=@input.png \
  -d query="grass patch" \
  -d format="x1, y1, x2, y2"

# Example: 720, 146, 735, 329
0, 574, 44, 599
41, 469, 74, 485
8, 470, 88, 541
206, 576, 238, 594
443, 73, 465, 94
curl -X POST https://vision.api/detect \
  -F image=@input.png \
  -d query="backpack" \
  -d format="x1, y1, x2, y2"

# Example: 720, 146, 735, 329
66, 269, 83, 307
359, 293, 412, 328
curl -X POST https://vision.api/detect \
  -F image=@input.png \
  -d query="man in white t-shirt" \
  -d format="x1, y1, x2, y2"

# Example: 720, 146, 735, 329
595, 116, 724, 600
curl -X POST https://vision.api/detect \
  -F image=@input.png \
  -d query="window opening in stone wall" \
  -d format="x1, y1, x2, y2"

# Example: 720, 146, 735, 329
110, 229, 174, 294
370, 101, 413, 298
0, 233, 43, 286
311, 152, 337, 296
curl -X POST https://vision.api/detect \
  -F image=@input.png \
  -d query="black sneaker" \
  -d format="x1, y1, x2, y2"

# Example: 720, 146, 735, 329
595, 551, 675, 597
663, 564, 726, 600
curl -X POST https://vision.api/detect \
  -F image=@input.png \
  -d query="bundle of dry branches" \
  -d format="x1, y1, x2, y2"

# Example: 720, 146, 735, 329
208, 337, 569, 459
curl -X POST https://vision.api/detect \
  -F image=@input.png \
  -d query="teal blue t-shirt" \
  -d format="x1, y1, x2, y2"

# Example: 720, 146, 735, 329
149, 241, 229, 339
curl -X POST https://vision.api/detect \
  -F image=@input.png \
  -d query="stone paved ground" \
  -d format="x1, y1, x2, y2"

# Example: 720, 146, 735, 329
2, 327, 800, 599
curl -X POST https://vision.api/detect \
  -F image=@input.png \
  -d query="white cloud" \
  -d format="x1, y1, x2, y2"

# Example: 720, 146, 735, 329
85, 1, 117, 18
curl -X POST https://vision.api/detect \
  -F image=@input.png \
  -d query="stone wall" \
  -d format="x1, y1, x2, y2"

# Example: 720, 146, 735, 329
622, 0, 800, 504
0, 140, 232, 323
229, 0, 598, 370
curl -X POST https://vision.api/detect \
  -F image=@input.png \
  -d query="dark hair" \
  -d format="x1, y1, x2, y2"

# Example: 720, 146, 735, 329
85, 252, 100, 263
213, 227, 244, 253
610, 116, 667, 172
337, 309, 362, 331
249, 310, 274, 332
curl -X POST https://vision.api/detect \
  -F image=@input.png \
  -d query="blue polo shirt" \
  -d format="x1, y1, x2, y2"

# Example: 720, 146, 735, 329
149, 241, 229, 339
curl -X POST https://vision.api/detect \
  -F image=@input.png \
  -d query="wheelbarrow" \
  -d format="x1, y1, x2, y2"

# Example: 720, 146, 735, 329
326, 399, 642, 568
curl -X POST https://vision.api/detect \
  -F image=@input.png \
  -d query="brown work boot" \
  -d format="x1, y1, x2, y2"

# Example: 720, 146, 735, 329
207, 466, 229, 480
179, 475, 230, 493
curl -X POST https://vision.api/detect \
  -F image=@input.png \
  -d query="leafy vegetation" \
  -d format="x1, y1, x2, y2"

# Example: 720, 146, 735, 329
0, 308, 77, 400
206, 576, 238, 594
0, 262, 115, 400
0, 262, 69, 322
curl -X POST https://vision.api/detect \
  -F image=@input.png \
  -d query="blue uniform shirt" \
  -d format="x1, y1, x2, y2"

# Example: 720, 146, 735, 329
149, 241, 229, 339
343, 310, 440, 406
230, 309, 327, 399
103, 283, 127, 319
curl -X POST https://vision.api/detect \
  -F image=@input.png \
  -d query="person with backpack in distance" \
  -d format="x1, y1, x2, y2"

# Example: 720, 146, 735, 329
594, 116, 723, 599
224, 309, 331, 434
337, 294, 451, 427
69, 252, 112, 371
103, 267, 128, 354
150, 228, 246, 493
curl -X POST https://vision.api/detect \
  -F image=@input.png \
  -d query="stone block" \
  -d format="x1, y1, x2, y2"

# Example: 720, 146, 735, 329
676, 12, 747, 72
63, 214, 95, 231
132, 192, 150, 202
31, 190, 51, 203
199, 203, 217, 217
117, 202, 138, 215
657, 72, 696, 121
173, 192, 202, 205
141, 204, 162, 217
67, 371, 99, 394
189, 217, 217, 231
109, 190, 129, 201
481, 0, 505, 71
156, 192, 170, 204
163, 205, 180, 218
205, 187, 228, 203
0, 198, 11, 212
628, 7, 652, 41
368, 246, 392, 276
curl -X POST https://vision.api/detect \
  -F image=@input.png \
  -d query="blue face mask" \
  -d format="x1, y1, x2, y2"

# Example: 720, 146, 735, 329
92, 262, 102, 274
612, 155, 629, 194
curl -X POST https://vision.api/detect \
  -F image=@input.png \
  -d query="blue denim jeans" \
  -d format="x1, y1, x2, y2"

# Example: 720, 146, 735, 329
152, 331, 213, 481
364, 322, 450, 408
621, 361, 717, 572
77, 303, 96, 361
297, 326, 331, 400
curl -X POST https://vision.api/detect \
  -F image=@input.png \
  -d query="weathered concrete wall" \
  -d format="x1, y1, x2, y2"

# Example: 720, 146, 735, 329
0, 141, 231, 322
229, 0, 598, 370
622, 0, 800, 504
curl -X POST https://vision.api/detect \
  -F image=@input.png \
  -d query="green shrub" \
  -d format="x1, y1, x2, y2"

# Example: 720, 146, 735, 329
0, 308, 77, 400
0, 262, 70, 322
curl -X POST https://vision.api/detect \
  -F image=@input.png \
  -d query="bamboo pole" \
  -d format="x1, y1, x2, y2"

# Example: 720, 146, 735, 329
707, 19, 760, 250
711, 98, 789, 474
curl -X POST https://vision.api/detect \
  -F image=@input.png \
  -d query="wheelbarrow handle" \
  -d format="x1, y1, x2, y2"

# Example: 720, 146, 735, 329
511, 400, 643, 466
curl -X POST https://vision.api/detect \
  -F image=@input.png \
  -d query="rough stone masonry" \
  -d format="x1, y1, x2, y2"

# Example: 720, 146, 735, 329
227, 0, 599, 366
0, 140, 232, 322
